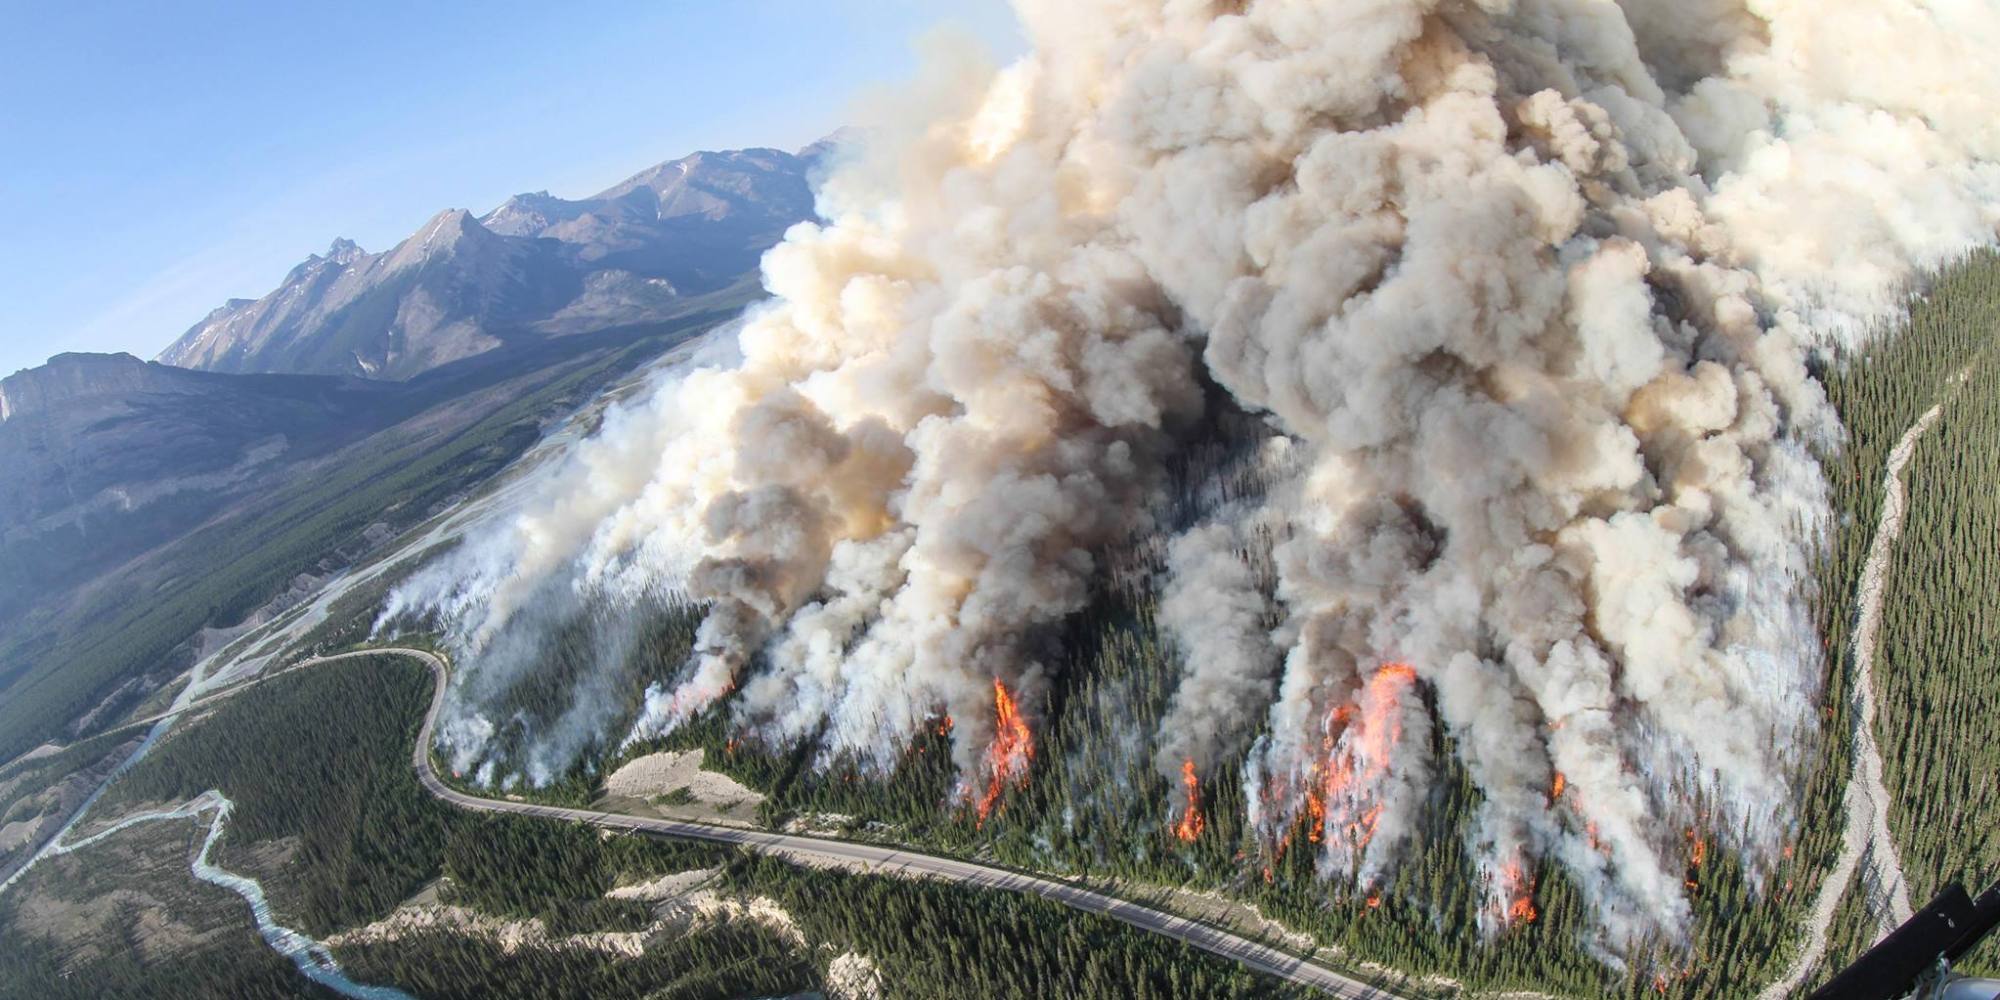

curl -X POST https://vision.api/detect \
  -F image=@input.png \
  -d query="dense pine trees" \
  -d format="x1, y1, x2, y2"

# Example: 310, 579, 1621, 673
22, 251, 2000, 998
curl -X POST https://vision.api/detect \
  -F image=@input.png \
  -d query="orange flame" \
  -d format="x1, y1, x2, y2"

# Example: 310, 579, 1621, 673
1682, 829, 1707, 890
1296, 663, 1416, 850
975, 679, 1033, 825
1366, 893, 1383, 909
1550, 771, 1567, 802
1305, 781, 1329, 843
1173, 758, 1207, 843
1374, 662, 1419, 688
1500, 859, 1539, 925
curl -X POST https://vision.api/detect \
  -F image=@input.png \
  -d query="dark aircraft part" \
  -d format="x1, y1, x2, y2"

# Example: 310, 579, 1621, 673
1810, 879, 2000, 1000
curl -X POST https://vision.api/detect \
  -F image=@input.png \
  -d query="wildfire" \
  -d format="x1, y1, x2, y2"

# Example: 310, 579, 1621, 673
1305, 781, 1328, 843
1500, 859, 1539, 925
975, 678, 1034, 825
1300, 663, 1417, 849
1173, 758, 1207, 842
1349, 803, 1384, 852
1374, 662, 1419, 688
1366, 893, 1383, 909
1550, 771, 1566, 802
1684, 829, 1707, 890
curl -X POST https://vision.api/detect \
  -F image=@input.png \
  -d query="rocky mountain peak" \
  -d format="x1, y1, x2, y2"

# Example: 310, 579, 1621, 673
326, 237, 367, 265
155, 137, 833, 382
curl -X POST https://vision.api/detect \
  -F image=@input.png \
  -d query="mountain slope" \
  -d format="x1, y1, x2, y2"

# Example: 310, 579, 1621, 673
0, 302, 738, 763
159, 141, 831, 381
0, 352, 395, 619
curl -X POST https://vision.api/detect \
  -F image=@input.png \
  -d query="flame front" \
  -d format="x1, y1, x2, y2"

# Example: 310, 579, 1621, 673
1499, 858, 1539, 926
976, 679, 1033, 825
1257, 662, 1424, 886
1685, 829, 1708, 890
1173, 758, 1206, 842
1309, 664, 1416, 851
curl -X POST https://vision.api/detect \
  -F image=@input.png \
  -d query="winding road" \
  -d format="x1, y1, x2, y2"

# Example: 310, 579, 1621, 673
1759, 405, 1937, 1000
11, 359, 1969, 998
292, 647, 1402, 999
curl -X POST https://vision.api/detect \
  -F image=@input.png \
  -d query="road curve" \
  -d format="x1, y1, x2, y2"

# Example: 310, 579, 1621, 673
305, 647, 1403, 999
1759, 405, 1938, 1000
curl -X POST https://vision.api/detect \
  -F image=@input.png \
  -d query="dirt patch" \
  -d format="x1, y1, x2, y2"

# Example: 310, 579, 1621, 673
329, 865, 802, 959
607, 867, 721, 902
328, 903, 656, 958
782, 812, 859, 837
599, 749, 764, 825
827, 950, 884, 1000
0, 815, 46, 854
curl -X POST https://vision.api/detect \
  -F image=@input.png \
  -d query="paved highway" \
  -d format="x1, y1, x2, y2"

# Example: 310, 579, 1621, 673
299, 647, 1406, 998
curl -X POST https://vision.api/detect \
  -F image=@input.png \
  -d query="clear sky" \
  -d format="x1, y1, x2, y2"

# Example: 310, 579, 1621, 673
0, 1, 1023, 379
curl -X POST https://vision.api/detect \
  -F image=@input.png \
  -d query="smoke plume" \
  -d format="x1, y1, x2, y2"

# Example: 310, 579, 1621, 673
388, 0, 2000, 951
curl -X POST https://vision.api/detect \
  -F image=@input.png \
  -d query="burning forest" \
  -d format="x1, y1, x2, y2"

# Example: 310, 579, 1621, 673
382, 0, 2000, 960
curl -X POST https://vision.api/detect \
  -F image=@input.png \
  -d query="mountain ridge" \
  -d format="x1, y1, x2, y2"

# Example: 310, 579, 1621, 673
158, 137, 839, 381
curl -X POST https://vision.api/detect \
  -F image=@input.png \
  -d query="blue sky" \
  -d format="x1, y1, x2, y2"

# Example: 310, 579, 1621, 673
0, 1, 1023, 379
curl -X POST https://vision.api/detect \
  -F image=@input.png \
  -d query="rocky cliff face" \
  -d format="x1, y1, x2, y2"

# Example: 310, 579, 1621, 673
0, 351, 203, 424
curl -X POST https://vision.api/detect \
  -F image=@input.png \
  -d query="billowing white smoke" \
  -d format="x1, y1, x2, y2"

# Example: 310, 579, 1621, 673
381, 329, 745, 785
388, 0, 2000, 952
